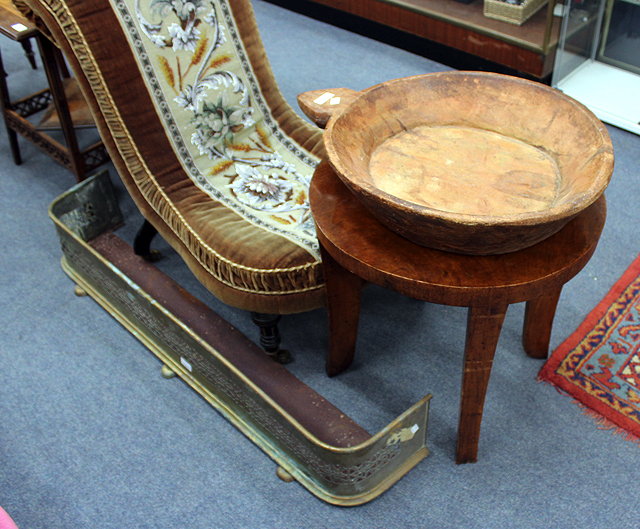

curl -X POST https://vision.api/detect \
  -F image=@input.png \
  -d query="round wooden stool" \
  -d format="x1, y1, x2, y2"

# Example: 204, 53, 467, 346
310, 162, 606, 464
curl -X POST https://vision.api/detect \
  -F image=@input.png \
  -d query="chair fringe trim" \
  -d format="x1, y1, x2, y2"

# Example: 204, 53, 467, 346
35, 0, 323, 296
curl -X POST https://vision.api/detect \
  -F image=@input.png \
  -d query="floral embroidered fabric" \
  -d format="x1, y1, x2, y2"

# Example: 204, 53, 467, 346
113, 0, 320, 258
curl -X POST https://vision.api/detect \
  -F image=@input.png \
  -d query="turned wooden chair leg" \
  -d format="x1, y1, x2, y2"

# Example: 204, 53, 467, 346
456, 301, 508, 464
522, 287, 562, 359
251, 313, 292, 364
321, 245, 364, 377
133, 219, 161, 262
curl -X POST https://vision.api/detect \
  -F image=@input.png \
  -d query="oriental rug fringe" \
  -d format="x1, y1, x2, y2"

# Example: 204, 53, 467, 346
539, 253, 640, 442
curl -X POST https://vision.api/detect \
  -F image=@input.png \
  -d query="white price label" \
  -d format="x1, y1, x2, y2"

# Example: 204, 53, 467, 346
180, 356, 193, 372
313, 92, 334, 105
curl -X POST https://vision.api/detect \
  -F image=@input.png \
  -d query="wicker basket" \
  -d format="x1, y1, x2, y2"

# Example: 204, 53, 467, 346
483, 0, 548, 25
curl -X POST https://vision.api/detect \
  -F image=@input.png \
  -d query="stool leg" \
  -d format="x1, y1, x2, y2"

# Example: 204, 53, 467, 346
522, 287, 562, 359
321, 245, 364, 377
456, 302, 508, 464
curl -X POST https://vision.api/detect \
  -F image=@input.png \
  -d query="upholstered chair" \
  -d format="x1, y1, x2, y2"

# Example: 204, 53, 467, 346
17, 0, 327, 360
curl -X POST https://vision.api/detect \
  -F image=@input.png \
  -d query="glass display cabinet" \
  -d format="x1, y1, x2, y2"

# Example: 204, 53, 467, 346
552, 0, 640, 134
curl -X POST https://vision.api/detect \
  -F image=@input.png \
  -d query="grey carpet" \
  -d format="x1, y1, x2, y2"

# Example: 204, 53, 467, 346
1, 1, 639, 527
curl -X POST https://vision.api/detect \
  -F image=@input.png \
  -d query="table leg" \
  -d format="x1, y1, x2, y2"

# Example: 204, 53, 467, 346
0, 49, 21, 164
20, 39, 37, 70
36, 34, 85, 181
522, 287, 562, 359
321, 245, 364, 377
456, 302, 508, 464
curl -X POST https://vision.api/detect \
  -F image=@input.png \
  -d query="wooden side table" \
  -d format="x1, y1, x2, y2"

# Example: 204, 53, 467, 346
310, 162, 606, 464
0, 3, 108, 181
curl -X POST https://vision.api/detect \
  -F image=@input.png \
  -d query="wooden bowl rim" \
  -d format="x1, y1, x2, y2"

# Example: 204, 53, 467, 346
324, 71, 614, 228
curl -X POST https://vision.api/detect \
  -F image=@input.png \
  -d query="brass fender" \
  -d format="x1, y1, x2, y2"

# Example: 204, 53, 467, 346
49, 172, 431, 506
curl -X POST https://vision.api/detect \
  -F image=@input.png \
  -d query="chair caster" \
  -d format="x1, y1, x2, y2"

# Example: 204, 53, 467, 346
74, 284, 87, 297
276, 466, 295, 483
161, 364, 176, 379
272, 349, 293, 365
142, 249, 163, 262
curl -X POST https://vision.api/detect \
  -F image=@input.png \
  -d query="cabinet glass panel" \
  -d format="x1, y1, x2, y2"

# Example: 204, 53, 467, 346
599, 0, 640, 74
553, 0, 640, 135
552, 0, 603, 84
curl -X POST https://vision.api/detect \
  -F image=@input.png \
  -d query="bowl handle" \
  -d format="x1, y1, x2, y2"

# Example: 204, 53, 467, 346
297, 88, 359, 129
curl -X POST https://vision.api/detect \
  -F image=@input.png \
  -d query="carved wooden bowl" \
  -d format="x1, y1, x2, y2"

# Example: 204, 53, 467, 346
323, 72, 614, 255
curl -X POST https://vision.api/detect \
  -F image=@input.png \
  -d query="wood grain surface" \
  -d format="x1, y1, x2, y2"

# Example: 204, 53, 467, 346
324, 71, 613, 255
306, 0, 559, 78
369, 124, 559, 216
310, 162, 606, 462
297, 87, 359, 128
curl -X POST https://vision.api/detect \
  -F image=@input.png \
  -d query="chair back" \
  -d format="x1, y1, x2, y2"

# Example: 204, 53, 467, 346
18, 0, 327, 314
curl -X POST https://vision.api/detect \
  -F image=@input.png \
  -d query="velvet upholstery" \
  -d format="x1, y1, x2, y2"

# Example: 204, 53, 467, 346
16, 0, 327, 315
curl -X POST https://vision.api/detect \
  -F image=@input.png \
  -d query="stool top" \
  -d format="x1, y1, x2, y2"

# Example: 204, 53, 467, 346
310, 162, 606, 306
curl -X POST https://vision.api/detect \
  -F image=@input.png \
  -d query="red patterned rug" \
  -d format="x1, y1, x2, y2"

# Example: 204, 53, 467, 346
539, 253, 640, 441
